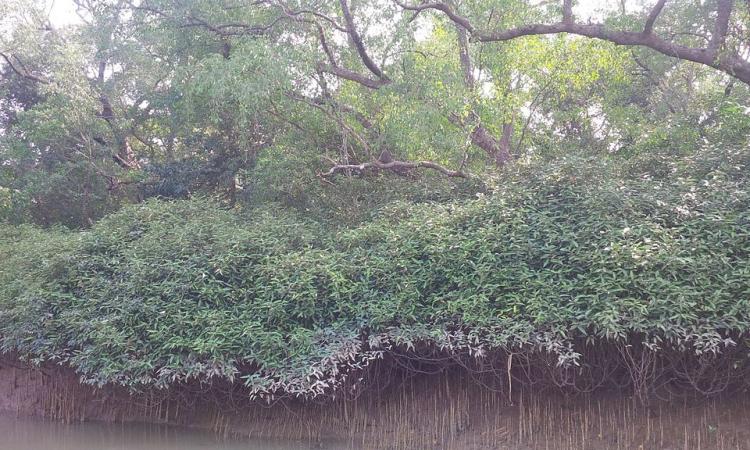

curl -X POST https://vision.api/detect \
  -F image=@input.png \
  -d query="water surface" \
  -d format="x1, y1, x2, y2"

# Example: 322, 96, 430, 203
0, 413, 335, 450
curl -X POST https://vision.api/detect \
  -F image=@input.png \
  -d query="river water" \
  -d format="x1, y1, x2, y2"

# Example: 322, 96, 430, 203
0, 413, 340, 450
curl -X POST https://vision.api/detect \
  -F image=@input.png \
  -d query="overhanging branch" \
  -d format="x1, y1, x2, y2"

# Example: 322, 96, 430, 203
393, 0, 750, 85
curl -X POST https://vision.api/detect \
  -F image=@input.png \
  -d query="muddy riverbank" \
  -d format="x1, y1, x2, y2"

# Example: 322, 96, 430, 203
2, 356, 749, 449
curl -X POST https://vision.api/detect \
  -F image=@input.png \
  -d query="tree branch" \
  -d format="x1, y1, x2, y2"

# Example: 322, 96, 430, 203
707, 0, 732, 53
394, 0, 750, 85
392, 0, 474, 32
129, 1, 286, 37
452, 24, 511, 166
287, 91, 372, 156
339, 0, 389, 81
313, 22, 338, 67
475, 22, 750, 83
273, 0, 347, 32
302, 1, 391, 90
95, 58, 140, 170
179, 14, 286, 37
320, 158, 470, 178
562, 0, 573, 24
317, 63, 392, 89
456, 25, 475, 89
289, 90, 468, 179
0, 52, 49, 84
642, 0, 667, 35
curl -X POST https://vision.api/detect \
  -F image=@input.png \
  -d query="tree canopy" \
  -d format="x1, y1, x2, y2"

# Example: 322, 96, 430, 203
0, 0, 748, 227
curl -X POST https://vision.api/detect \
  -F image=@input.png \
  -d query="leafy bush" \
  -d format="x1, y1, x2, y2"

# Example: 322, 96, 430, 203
1, 146, 749, 399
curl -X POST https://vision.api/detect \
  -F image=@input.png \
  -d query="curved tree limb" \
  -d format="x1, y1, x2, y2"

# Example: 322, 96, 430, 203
474, 22, 750, 84
315, 23, 339, 67
392, 0, 475, 32
0, 52, 49, 84
95, 60, 141, 170
128, 0, 286, 38
289, 2, 392, 90
338, 0, 390, 83
273, 1, 347, 32
288, 91, 469, 179
394, 0, 750, 85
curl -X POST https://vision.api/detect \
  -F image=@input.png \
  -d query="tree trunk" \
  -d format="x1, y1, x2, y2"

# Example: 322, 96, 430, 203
470, 123, 512, 167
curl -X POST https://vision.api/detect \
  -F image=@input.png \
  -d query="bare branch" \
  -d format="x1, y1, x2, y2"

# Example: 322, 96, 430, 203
562, 0, 573, 24
392, 0, 475, 33
317, 63, 392, 89
313, 22, 338, 67
707, 0, 733, 53
394, 0, 750, 85
0, 52, 49, 84
642, 0, 667, 35
339, 0, 388, 80
273, 0, 347, 32
128, 1, 285, 37
320, 159, 470, 178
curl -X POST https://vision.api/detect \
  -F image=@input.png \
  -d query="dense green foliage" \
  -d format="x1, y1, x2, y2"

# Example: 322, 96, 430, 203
2, 142, 748, 398
2, 0, 749, 227
1, 0, 749, 399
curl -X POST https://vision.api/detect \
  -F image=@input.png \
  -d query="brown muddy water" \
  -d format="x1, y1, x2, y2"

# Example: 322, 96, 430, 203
3, 395, 750, 450
3, 358, 750, 449
0, 413, 347, 450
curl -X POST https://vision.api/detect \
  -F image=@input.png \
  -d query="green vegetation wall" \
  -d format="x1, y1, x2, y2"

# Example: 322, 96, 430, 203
1, 146, 749, 400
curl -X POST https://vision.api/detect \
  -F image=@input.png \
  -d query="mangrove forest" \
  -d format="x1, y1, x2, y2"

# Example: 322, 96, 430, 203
1, 0, 749, 448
